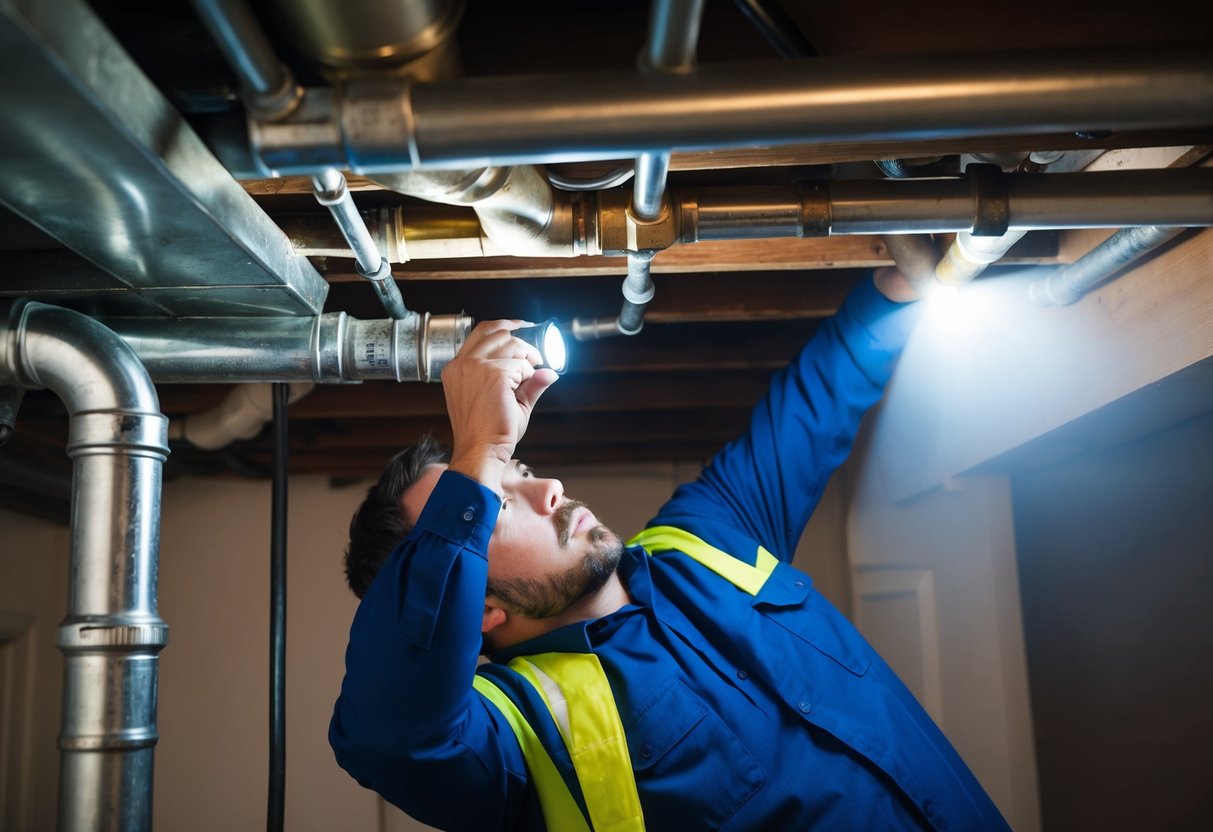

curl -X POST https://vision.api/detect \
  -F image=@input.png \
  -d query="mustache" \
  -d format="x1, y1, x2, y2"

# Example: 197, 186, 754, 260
554, 499, 589, 547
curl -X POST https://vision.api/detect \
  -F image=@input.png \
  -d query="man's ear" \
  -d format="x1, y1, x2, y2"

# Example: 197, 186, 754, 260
482, 601, 508, 635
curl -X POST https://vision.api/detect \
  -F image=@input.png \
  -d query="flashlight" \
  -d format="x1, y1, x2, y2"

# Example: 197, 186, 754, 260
513, 319, 568, 375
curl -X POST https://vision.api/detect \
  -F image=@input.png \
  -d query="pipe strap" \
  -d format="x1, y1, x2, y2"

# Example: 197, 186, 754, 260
969, 164, 1010, 236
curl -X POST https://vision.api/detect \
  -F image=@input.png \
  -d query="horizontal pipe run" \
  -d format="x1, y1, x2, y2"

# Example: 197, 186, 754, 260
280, 169, 1213, 263
681, 169, 1213, 240
250, 46, 1213, 173
1029, 225, 1187, 306
105, 312, 472, 384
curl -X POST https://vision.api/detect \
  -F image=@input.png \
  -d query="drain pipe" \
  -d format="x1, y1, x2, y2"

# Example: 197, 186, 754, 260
1028, 225, 1188, 306
312, 168, 411, 320
169, 382, 314, 450
0, 300, 169, 832
574, 0, 706, 340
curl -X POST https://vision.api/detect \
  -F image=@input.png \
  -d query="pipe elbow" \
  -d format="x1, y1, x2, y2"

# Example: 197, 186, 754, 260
2, 300, 160, 416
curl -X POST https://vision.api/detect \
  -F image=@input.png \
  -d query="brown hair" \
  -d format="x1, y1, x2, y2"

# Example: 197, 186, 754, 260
343, 433, 450, 598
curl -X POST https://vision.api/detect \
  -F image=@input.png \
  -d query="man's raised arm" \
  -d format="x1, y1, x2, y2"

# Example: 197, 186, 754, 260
652, 268, 922, 560
328, 321, 556, 830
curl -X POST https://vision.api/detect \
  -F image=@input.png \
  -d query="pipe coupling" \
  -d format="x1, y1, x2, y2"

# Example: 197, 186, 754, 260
66, 411, 170, 461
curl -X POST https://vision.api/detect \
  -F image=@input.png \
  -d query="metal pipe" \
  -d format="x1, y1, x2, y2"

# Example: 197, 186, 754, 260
633, 152, 672, 222
189, 0, 302, 118
312, 169, 411, 320
281, 168, 1212, 264
1029, 225, 1188, 306
588, 0, 706, 340
249, 46, 1213, 173
678, 169, 1213, 240
370, 165, 595, 257
0, 300, 169, 832
105, 312, 472, 384
267, 382, 289, 832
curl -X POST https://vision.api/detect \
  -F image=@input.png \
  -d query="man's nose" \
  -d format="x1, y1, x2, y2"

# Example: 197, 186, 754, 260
529, 478, 564, 515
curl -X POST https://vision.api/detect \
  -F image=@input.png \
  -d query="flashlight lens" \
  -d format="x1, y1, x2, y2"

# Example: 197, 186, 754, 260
543, 323, 567, 373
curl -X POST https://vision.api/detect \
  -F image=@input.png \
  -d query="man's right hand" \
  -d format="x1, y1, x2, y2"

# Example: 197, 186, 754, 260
441, 320, 559, 493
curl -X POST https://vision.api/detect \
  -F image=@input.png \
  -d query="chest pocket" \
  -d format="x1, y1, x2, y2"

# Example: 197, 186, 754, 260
625, 679, 764, 831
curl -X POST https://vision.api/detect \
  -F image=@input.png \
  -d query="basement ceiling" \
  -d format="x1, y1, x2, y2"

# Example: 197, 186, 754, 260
1, 0, 1212, 520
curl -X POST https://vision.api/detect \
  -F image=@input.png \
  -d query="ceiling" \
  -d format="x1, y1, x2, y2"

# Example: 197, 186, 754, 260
1, 0, 1211, 521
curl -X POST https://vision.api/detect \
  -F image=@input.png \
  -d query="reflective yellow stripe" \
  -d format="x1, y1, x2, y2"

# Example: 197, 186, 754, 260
513, 653, 645, 832
628, 525, 779, 596
472, 674, 592, 832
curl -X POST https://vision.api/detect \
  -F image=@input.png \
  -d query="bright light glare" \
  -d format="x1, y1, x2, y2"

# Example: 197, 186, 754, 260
543, 322, 567, 372
920, 280, 994, 340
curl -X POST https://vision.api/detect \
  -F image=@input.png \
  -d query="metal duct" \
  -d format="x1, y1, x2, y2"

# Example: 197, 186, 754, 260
105, 312, 472, 383
248, 46, 1213, 174
0, 300, 170, 832
0, 0, 327, 318
257, 0, 464, 78
370, 166, 593, 257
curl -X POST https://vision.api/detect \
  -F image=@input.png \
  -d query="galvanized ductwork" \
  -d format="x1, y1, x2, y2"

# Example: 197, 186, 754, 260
0, 300, 169, 832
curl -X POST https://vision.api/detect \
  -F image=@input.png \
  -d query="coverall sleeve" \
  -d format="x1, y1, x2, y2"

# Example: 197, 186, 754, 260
329, 471, 531, 831
652, 274, 921, 561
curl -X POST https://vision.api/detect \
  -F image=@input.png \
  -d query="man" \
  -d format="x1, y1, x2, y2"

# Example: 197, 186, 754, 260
330, 268, 1009, 831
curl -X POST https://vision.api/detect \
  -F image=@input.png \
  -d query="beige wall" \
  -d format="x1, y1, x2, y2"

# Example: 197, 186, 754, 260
0, 507, 68, 832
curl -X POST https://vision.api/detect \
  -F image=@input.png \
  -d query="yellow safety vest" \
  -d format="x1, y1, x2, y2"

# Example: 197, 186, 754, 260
472, 526, 780, 831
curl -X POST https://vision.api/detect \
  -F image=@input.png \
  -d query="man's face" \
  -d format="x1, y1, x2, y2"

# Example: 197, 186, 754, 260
402, 461, 624, 619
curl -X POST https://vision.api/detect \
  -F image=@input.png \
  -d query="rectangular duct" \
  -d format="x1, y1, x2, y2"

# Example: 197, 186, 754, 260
0, 0, 328, 317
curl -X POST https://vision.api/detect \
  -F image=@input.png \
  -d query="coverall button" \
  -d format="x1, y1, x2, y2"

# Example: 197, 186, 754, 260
639, 744, 652, 760
736, 670, 748, 680
798, 700, 812, 714
793, 579, 806, 589
461, 507, 475, 522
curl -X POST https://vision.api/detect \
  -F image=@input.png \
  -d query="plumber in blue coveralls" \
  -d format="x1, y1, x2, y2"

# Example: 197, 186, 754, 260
329, 266, 1010, 831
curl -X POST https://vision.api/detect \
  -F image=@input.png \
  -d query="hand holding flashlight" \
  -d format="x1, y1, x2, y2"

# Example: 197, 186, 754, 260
440, 320, 561, 492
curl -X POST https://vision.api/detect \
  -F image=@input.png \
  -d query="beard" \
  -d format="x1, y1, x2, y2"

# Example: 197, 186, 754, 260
486, 499, 624, 619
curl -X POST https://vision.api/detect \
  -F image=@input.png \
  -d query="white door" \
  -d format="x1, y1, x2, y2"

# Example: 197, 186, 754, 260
845, 467, 1042, 832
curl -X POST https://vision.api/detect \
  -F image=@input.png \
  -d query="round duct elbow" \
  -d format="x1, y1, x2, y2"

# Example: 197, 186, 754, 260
371, 165, 585, 257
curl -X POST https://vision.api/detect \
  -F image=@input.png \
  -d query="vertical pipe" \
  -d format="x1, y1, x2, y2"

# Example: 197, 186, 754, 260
312, 169, 411, 321
267, 383, 289, 832
1, 301, 168, 832
607, 0, 706, 339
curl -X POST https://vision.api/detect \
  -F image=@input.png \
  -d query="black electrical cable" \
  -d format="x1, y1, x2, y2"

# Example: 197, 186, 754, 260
267, 382, 289, 832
